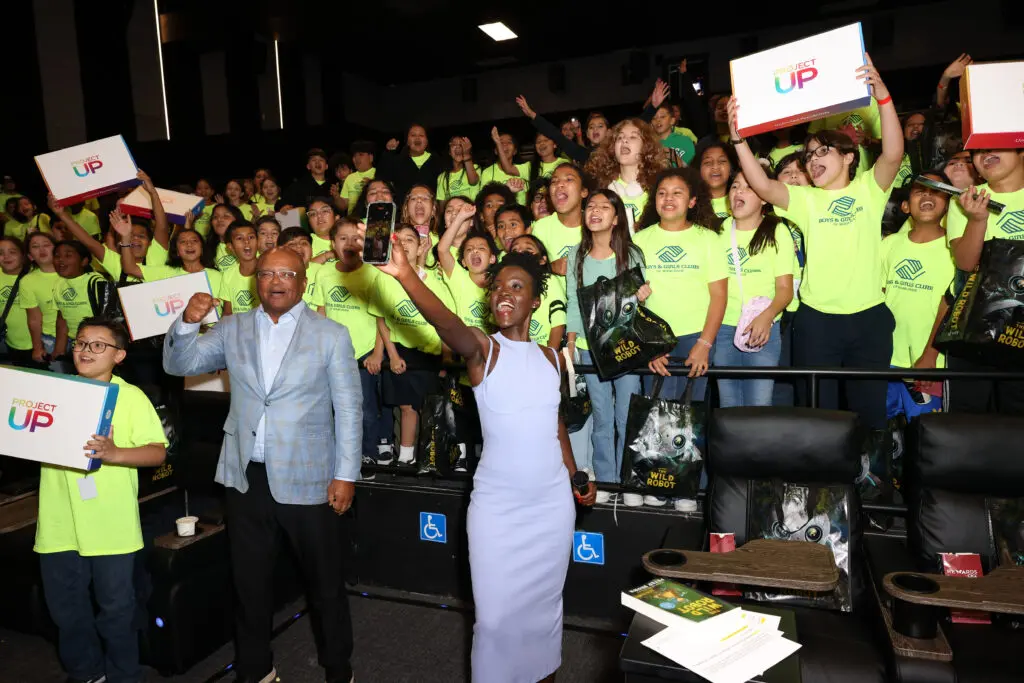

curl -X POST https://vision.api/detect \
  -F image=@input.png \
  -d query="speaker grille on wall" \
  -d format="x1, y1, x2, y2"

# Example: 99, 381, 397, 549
548, 64, 566, 94
870, 15, 894, 50
461, 77, 478, 103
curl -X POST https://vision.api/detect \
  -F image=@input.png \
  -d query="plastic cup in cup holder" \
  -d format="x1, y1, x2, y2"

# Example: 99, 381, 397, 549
891, 573, 940, 639
648, 550, 686, 567
892, 573, 940, 594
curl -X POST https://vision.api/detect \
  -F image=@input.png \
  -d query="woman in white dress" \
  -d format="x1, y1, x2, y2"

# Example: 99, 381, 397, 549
377, 222, 597, 683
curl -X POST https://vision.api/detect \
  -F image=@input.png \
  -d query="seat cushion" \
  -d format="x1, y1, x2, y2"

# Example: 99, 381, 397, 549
789, 605, 887, 683
945, 622, 1024, 683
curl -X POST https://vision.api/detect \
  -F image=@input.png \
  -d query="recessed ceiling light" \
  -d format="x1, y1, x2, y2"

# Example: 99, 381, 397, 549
478, 22, 517, 41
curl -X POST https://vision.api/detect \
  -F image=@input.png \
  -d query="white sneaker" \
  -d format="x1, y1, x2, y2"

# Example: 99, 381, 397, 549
622, 493, 644, 507
397, 449, 415, 465
674, 498, 699, 513
643, 495, 669, 507
376, 443, 394, 465
595, 490, 612, 504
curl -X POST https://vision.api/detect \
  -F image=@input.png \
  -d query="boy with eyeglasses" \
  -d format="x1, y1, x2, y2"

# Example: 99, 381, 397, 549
307, 197, 338, 261
34, 317, 168, 683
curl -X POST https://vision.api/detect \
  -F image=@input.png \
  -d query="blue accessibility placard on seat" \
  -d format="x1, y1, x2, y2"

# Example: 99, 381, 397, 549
419, 512, 447, 543
573, 531, 604, 565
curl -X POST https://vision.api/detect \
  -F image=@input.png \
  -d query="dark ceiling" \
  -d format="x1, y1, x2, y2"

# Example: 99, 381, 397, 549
159, 0, 950, 85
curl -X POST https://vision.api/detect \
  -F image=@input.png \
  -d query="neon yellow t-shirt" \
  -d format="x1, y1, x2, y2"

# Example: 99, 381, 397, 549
529, 274, 567, 345
445, 265, 492, 332
633, 224, 729, 336
895, 154, 914, 188
674, 126, 698, 144
537, 159, 565, 181
411, 152, 432, 169
618, 183, 649, 228
343, 168, 377, 215
774, 209, 805, 313
220, 264, 259, 313
782, 169, 892, 314
303, 262, 322, 310
215, 242, 237, 271
34, 375, 168, 556
54, 272, 107, 338
99, 247, 142, 284
946, 184, 1024, 244
193, 204, 215, 238
0, 272, 31, 350
531, 214, 582, 263
368, 272, 445, 355
311, 233, 333, 259
711, 195, 731, 219
436, 165, 482, 202
766, 144, 803, 172
71, 208, 101, 237
313, 262, 380, 358
881, 223, 955, 368
720, 222, 795, 327
20, 269, 60, 336
481, 162, 531, 204
809, 100, 882, 140
4, 214, 51, 241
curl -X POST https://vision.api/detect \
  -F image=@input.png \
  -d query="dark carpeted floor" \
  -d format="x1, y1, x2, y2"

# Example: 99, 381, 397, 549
0, 595, 625, 683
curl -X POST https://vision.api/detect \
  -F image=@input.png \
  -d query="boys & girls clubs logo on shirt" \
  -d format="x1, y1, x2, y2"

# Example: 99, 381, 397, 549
726, 247, 750, 267
71, 155, 103, 178
236, 291, 255, 307
469, 301, 489, 320
825, 196, 862, 224
9, 398, 57, 432
395, 299, 422, 322
997, 210, 1024, 237
774, 58, 818, 94
61, 287, 78, 303
891, 259, 935, 293
654, 245, 699, 270
329, 286, 352, 304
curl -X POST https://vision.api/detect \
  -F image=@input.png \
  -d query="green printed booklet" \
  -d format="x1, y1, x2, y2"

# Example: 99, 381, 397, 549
622, 578, 742, 631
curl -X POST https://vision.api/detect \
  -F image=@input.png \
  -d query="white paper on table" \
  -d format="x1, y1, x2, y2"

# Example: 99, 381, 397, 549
643, 622, 800, 683
738, 610, 782, 632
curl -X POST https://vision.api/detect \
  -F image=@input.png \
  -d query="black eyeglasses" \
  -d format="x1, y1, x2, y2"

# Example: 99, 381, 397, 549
802, 146, 833, 164
71, 340, 122, 353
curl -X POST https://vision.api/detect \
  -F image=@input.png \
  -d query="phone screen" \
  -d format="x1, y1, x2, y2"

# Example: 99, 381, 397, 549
363, 202, 396, 265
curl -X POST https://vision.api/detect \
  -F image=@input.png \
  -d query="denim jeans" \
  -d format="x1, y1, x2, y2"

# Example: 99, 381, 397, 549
39, 551, 140, 683
358, 353, 394, 456
568, 414, 594, 474
643, 332, 713, 402
714, 323, 783, 407
580, 349, 641, 484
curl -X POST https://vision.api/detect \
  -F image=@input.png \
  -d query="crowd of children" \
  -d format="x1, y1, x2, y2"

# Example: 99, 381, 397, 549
2, 53, 1023, 510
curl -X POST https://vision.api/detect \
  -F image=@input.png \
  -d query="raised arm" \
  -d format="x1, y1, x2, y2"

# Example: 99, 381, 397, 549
438, 203, 475, 277
457, 137, 479, 186
951, 188, 991, 271
110, 210, 144, 280
516, 95, 589, 164
138, 170, 170, 249
937, 53, 971, 109
162, 293, 228, 376
490, 126, 518, 176
860, 55, 904, 192
727, 98, 790, 209
48, 195, 105, 260
377, 237, 488, 378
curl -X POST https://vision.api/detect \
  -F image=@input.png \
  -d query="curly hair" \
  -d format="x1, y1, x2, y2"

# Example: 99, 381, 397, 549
486, 250, 550, 301
584, 118, 666, 190
636, 167, 721, 234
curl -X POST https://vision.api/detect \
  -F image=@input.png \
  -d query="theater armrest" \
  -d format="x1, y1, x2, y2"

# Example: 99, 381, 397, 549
864, 534, 918, 592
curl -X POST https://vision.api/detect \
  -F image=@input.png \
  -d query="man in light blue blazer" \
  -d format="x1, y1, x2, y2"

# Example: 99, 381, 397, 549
164, 247, 360, 683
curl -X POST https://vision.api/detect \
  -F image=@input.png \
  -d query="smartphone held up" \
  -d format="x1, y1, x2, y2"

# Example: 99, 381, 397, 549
363, 201, 396, 265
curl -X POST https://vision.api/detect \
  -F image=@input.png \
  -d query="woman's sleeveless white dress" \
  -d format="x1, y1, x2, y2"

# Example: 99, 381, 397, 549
468, 333, 575, 683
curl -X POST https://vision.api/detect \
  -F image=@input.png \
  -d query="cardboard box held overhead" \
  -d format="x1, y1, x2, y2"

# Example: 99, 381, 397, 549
34, 135, 139, 204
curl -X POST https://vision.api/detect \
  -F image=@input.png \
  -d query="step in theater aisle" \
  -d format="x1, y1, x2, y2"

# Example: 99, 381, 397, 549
0, 595, 624, 683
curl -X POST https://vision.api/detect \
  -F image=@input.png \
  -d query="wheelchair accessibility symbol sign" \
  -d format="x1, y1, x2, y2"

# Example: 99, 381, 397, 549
573, 531, 604, 565
419, 512, 447, 543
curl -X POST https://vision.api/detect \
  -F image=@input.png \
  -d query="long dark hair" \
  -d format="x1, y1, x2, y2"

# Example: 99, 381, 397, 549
636, 167, 721, 233
353, 178, 398, 219
167, 228, 215, 270
528, 131, 559, 194
204, 203, 245, 256
726, 170, 778, 257
439, 136, 470, 198
803, 129, 859, 181
576, 188, 643, 289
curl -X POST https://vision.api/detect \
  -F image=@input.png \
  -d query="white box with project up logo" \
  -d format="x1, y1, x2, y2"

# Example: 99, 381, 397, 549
34, 135, 140, 204
119, 186, 206, 226
730, 23, 871, 138
117, 271, 218, 341
0, 366, 118, 472
960, 61, 1024, 150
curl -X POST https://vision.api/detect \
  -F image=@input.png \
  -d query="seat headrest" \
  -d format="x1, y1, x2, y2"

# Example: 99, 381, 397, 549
914, 413, 1024, 497
710, 407, 860, 482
